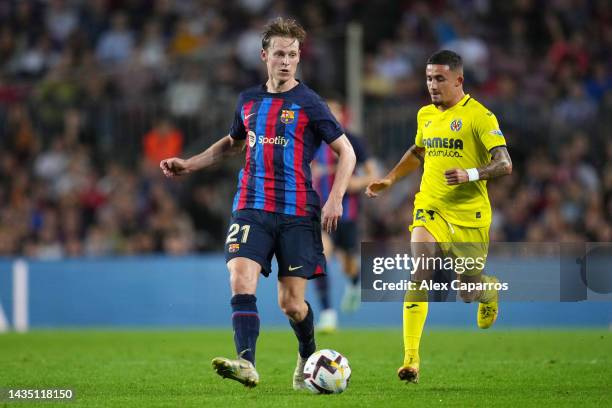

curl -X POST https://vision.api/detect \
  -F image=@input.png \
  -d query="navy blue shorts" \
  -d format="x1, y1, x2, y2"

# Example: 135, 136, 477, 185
330, 220, 358, 253
224, 209, 326, 279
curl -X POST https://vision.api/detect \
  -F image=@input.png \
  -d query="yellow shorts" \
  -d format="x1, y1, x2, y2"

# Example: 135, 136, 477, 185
409, 208, 489, 276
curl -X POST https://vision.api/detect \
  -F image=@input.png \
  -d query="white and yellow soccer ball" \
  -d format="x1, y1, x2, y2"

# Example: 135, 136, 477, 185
303, 349, 351, 394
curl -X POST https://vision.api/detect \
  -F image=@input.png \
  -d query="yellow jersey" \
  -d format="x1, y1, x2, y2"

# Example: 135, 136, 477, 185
414, 94, 507, 228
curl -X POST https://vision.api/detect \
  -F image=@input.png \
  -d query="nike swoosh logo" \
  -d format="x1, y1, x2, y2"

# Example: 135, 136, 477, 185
288, 265, 303, 271
405, 304, 419, 309
244, 113, 256, 121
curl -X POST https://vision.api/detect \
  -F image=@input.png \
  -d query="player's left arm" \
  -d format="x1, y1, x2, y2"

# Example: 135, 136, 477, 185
444, 146, 512, 185
322, 135, 356, 232
445, 110, 512, 185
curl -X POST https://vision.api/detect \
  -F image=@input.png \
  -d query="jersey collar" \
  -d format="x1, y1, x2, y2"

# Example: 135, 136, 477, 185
448, 93, 470, 111
261, 79, 302, 95
434, 93, 471, 113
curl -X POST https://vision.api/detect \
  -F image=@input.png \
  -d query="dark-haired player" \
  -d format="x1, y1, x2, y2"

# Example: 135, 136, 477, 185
160, 17, 356, 389
366, 50, 512, 383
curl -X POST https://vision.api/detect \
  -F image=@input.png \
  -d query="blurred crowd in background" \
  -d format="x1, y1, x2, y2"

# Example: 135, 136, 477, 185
0, 0, 610, 258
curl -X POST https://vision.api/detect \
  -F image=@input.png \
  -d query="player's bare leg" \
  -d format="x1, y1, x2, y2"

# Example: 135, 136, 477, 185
212, 258, 261, 387
399, 227, 437, 384
278, 276, 314, 390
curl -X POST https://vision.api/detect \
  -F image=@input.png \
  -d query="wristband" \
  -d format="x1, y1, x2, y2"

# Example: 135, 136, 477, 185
466, 168, 479, 182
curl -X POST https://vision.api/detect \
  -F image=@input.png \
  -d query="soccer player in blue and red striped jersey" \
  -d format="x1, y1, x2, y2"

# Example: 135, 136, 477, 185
160, 18, 356, 390
312, 98, 378, 331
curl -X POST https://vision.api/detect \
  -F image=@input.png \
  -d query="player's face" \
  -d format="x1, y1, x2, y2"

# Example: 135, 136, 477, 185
426, 64, 463, 107
262, 36, 300, 84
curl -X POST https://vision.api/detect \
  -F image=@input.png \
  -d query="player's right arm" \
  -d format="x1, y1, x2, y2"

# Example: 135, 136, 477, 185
347, 158, 378, 193
365, 144, 424, 198
160, 135, 245, 177
161, 94, 250, 177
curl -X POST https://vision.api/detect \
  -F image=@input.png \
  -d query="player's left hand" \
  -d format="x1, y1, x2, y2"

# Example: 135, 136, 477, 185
322, 197, 342, 233
444, 168, 469, 185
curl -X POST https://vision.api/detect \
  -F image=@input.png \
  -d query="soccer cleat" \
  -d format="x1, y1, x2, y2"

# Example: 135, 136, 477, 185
316, 309, 338, 333
341, 283, 361, 313
477, 301, 499, 329
397, 356, 420, 384
478, 276, 499, 329
211, 351, 259, 388
292, 353, 308, 390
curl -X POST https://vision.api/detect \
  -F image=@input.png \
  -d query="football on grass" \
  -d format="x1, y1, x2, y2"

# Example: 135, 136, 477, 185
303, 349, 351, 394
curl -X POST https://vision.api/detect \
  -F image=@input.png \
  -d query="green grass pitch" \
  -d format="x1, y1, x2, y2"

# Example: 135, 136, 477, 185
0, 329, 610, 407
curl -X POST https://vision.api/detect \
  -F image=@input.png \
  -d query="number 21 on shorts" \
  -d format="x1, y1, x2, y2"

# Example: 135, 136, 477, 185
226, 223, 251, 244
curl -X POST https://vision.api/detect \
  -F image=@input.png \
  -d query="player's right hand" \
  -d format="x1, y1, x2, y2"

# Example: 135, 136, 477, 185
160, 158, 190, 177
365, 178, 392, 198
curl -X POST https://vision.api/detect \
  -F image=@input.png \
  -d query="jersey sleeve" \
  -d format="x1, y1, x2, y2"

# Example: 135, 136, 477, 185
414, 109, 424, 147
347, 133, 368, 164
308, 96, 344, 145
229, 94, 246, 140
473, 110, 507, 151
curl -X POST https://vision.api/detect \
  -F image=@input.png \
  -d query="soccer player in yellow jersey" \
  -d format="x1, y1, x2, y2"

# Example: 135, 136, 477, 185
366, 50, 513, 384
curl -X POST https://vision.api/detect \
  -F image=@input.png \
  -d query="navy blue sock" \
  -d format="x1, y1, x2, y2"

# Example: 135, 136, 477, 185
231, 294, 259, 365
314, 275, 331, 310
289, 301, 316, 359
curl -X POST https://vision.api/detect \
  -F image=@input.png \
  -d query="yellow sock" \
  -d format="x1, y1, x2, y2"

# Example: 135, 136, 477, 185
478, 275, 497, 303
403, 287, 428, 367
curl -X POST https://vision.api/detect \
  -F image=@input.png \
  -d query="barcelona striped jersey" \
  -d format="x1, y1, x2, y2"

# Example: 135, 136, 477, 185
313, 133, 368, 222
229, 82, 343, 216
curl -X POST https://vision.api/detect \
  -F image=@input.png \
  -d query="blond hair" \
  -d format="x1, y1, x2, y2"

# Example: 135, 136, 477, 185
261, 17, 306, 50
